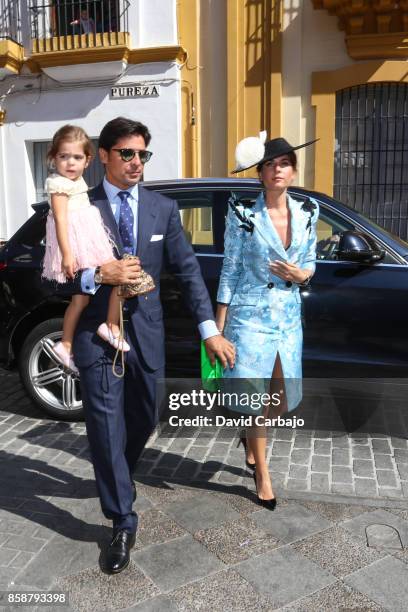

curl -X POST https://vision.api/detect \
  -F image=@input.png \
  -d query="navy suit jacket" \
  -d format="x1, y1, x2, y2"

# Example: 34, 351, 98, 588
72, 182, 214, 370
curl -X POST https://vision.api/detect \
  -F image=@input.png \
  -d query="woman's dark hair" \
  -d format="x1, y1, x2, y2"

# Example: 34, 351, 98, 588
47, 125, 94, 164
257, 150, 297, 172
99, 117, 152, 151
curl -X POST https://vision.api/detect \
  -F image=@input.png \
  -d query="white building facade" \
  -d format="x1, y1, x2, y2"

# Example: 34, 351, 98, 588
0, 0, 185, 239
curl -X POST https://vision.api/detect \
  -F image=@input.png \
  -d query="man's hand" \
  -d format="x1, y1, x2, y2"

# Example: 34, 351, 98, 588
204, 334, 235, 370
100, 258, 142, 285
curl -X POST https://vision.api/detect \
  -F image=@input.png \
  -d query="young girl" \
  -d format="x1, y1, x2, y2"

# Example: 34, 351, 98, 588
42, 124, 130, 373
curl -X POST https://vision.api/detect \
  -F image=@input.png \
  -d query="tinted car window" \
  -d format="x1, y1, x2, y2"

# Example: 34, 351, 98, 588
159, 190, 231, 254
317, 208, 397, 264
161, 191, 213, 252
316, 209, 354, 260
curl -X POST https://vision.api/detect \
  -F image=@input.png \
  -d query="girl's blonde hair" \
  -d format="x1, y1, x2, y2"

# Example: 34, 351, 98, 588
47, 125, 94, 164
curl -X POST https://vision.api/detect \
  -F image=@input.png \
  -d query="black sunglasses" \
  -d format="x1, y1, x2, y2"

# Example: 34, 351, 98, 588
112, 148, 153, 163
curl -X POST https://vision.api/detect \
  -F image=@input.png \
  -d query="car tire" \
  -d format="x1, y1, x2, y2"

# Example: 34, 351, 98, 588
19, 318, 84, 421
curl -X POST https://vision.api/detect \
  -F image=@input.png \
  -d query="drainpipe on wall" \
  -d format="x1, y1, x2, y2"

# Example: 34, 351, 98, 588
0, 114, 9, 242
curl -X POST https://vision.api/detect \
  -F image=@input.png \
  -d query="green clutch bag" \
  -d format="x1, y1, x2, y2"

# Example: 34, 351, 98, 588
201, 340, 223, 391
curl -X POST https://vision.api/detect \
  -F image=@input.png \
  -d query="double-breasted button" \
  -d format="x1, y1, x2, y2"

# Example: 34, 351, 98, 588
286, 281, 293, 288
267, 282, 274, 289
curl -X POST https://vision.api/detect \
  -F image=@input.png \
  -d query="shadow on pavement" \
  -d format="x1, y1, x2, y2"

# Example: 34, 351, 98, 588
0, 420, 110, 546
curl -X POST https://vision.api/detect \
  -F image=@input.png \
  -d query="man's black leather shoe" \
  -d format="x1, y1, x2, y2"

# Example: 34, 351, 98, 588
104, 529, 136, 574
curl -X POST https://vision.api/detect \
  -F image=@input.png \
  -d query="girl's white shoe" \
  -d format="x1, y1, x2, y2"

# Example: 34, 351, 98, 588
49, 341, 79, 375
97, 323, 130, 352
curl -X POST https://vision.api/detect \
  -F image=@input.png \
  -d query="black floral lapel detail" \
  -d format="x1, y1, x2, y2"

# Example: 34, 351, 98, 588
228, 195, 255, 234
301, 198, 317, 234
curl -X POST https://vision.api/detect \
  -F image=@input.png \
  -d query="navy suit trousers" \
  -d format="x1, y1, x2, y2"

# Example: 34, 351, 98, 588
78, 326, 164, 533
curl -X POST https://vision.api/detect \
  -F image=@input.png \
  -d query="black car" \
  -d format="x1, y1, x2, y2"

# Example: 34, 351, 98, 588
1, 179, 407, 420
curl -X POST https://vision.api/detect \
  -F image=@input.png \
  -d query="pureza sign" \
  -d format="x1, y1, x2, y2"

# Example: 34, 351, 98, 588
110, 85, 160, 99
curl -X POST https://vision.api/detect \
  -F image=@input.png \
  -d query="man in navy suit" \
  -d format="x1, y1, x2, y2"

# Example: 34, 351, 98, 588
73, 117, 235, 573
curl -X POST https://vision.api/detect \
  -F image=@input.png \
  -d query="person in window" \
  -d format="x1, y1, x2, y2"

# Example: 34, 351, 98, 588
316, 231, 340, 260
70, 8, 96, 34
216, 133, 319, 510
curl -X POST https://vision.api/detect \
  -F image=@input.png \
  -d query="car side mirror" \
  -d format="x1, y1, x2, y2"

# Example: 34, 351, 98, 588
337, 230, 385, 263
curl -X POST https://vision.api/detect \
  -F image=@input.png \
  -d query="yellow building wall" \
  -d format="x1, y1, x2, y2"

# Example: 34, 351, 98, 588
226, 0, 282, 178
178, 0, 406, 194
178, 0, 282, 179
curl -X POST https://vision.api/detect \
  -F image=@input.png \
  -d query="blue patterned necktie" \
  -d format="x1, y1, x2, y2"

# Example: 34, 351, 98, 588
117, 191, 135, 254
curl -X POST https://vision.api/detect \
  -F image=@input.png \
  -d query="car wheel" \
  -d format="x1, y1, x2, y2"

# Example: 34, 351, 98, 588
19, 318, 84, 421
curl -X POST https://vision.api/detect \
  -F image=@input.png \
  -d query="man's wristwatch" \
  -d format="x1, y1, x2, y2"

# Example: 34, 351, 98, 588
94, 266, 103, 284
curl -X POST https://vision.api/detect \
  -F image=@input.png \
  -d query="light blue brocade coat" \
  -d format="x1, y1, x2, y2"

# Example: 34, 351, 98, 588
217, 192, 319, 412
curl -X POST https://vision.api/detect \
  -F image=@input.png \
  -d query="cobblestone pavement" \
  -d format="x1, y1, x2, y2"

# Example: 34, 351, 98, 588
0, 369, 407, 611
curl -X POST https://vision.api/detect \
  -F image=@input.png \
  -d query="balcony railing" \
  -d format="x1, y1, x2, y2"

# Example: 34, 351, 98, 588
29, 0, 130, 52
0, 0, 22, 44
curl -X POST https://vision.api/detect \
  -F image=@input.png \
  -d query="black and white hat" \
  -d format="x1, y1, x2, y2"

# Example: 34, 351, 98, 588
231, 131, 267, 174
232, 134, 318, 173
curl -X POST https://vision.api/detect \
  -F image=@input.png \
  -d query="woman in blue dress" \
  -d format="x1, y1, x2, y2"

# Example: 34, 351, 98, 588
216, 134, 319, 509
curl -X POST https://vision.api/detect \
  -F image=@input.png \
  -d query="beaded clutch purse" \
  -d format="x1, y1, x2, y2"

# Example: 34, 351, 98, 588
117, 254, 155, 298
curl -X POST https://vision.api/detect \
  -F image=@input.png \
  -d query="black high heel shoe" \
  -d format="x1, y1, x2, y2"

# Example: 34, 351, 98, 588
238, 436, 256, 470
253, 470, 277, 511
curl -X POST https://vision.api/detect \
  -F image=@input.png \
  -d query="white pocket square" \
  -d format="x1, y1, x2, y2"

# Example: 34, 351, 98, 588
150, 234, 163, 242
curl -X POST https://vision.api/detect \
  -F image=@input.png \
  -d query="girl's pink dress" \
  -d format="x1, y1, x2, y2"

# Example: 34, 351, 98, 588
42, 174, 114, 283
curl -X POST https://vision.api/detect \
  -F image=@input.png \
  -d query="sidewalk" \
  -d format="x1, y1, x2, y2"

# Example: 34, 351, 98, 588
0, 369, 407, 611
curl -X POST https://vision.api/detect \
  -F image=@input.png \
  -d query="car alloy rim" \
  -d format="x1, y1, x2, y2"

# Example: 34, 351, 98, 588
28, 331, 82, 412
